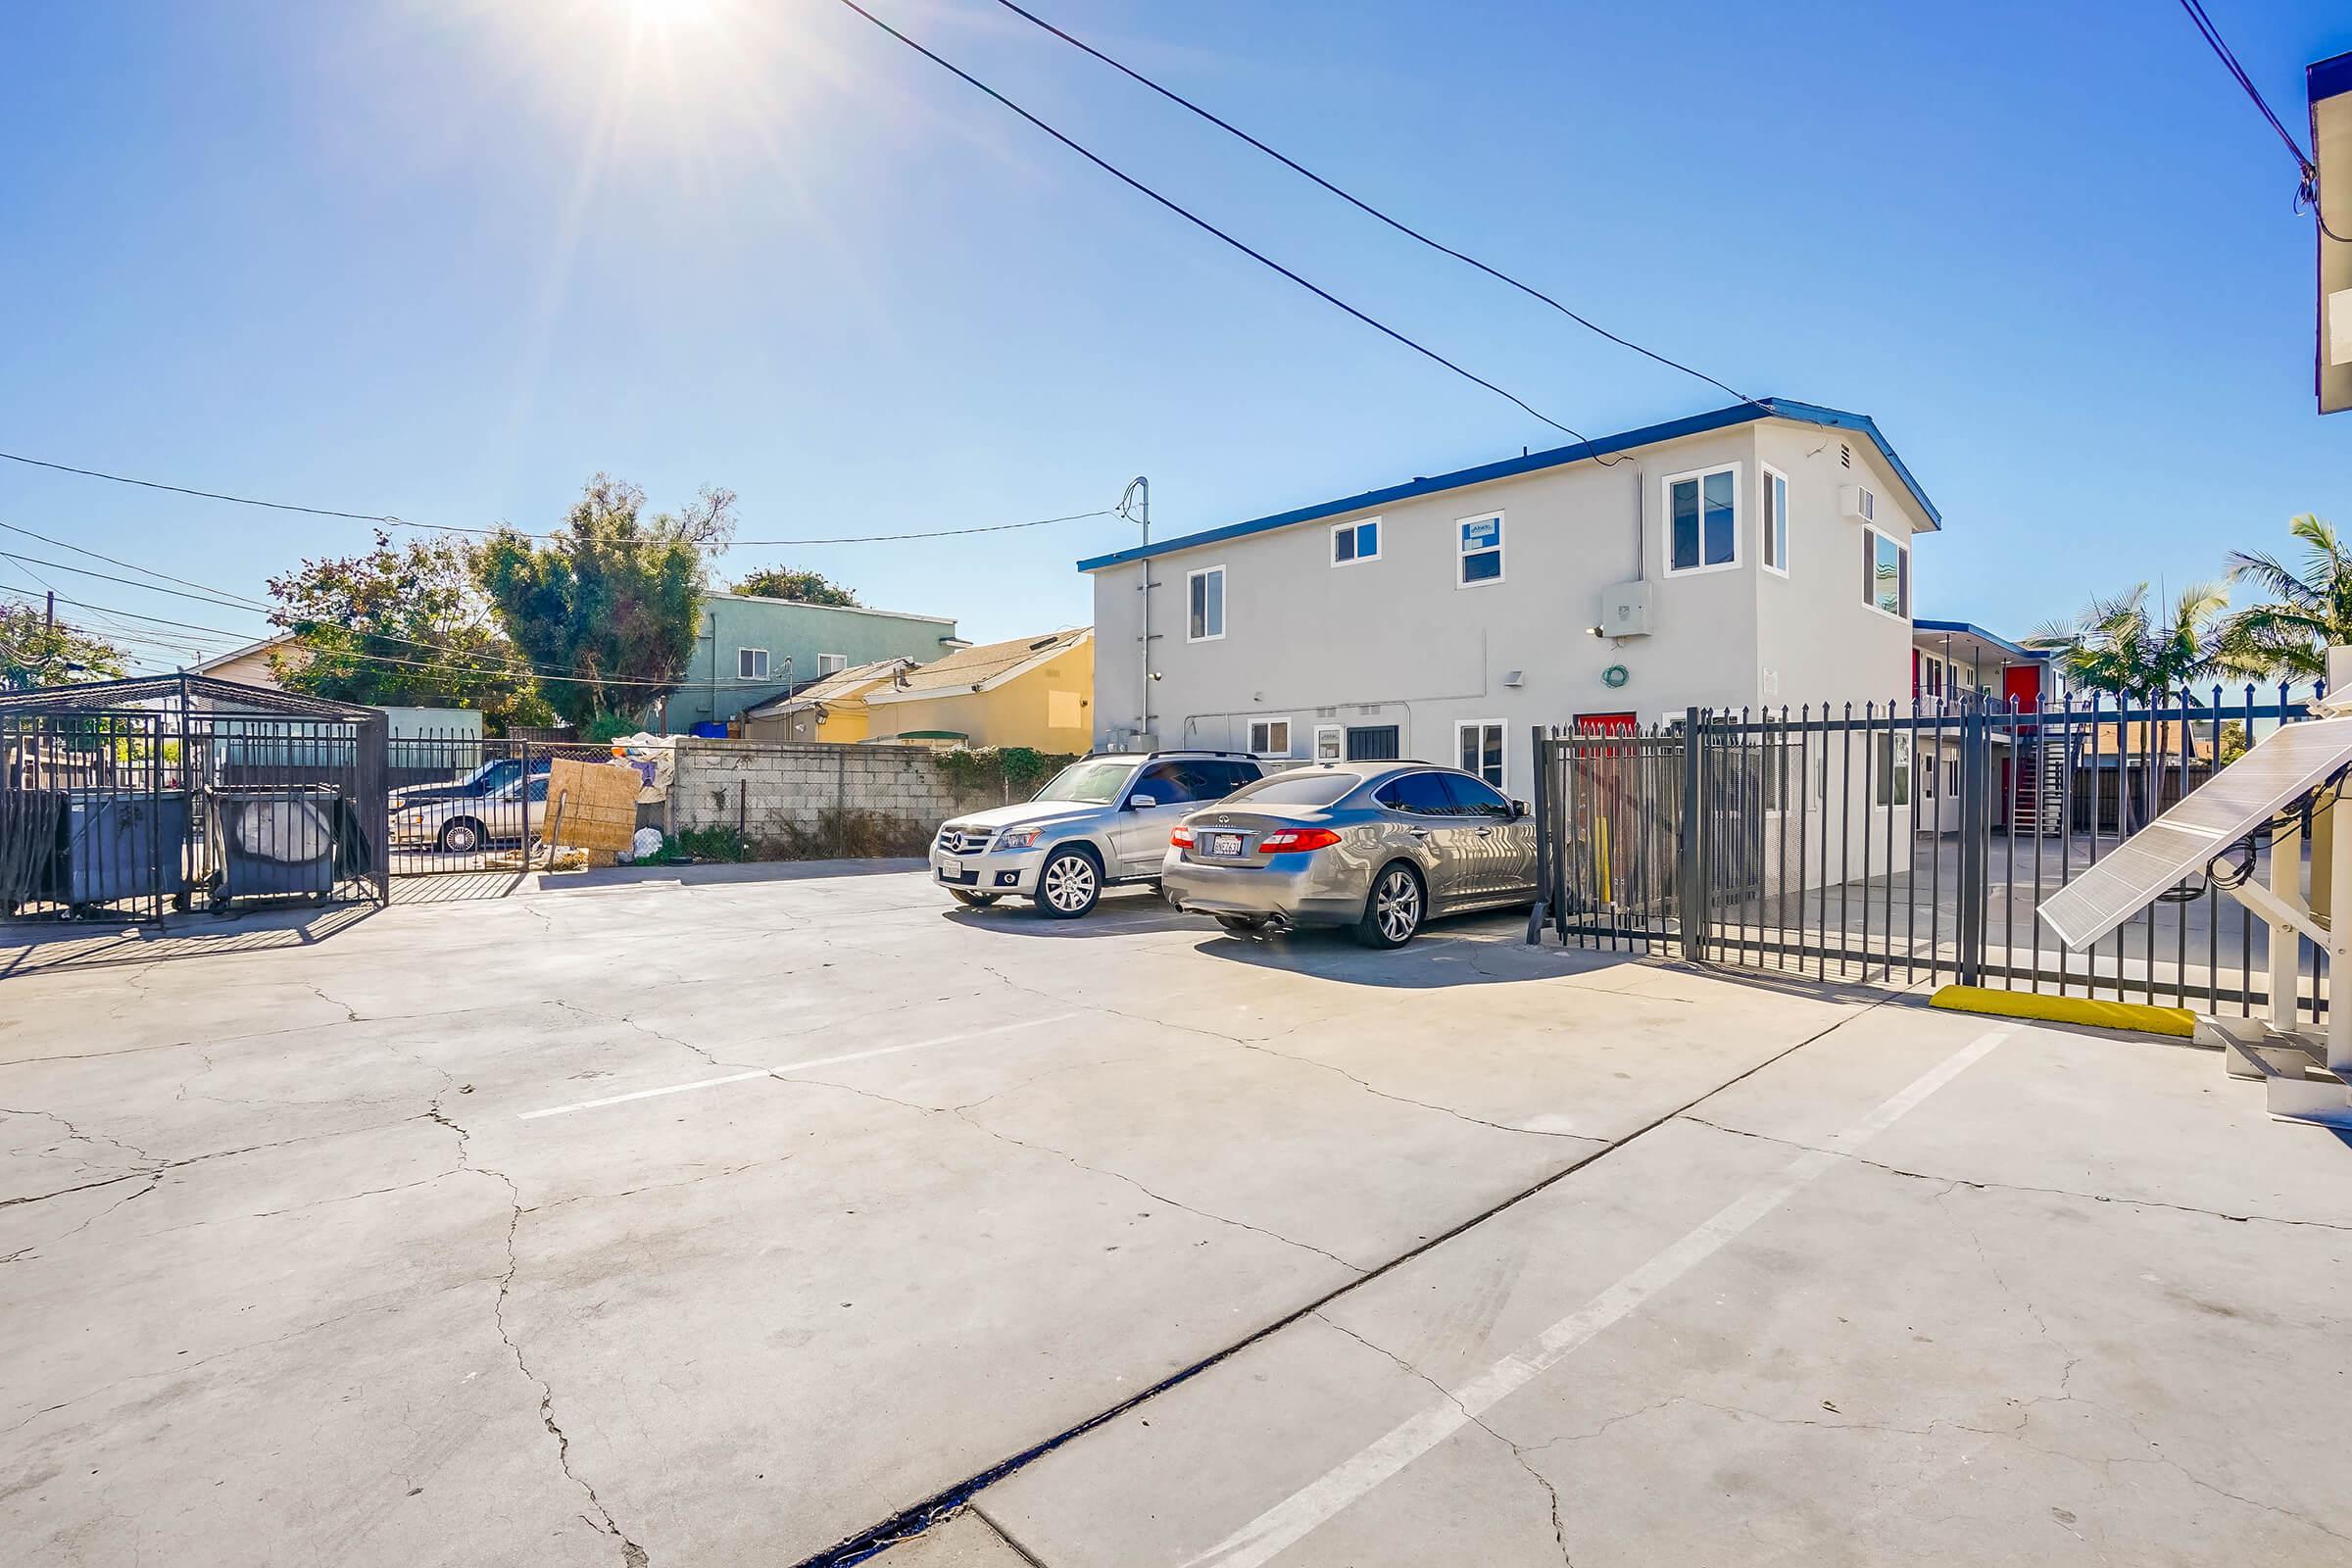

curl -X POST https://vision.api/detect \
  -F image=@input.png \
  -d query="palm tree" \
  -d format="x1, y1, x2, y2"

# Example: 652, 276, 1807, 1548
2217, 514, 2352, 683
2027, 582, 2230, 832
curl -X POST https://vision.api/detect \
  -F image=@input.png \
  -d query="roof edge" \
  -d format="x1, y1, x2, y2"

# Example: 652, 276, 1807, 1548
1076, 398, 1940, 572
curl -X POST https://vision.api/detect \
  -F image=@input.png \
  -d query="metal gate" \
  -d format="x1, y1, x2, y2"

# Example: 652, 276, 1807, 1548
0, 673, 390, 923
1536, 688, 2327, 1021
385, 732, 622, 874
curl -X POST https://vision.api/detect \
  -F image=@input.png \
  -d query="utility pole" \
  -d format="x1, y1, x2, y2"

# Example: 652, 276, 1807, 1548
44, 589, 55, 630
1121, 476, 1152, 748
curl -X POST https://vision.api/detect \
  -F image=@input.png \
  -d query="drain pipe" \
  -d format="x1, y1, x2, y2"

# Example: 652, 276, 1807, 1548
1122, 476, 1151, 749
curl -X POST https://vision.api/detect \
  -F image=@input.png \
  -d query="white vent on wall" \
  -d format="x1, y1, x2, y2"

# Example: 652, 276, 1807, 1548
1839, 485, 1879, 524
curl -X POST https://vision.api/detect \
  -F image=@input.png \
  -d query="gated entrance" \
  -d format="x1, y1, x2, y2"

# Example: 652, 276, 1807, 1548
384, 731, 619, 874
1535, 688, 2328, 1023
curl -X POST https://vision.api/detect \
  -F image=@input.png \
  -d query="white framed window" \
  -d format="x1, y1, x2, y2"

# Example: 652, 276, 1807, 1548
816, 652, 849, 675
1761, 466, 1788, 576
1862, 527, 1909, 619
1187, 565, 1226, 642
1664, 465, 1740, 575
1313, 722, 1344, 762
1457, 513, 1503, 587
1455, 720, 1504, 788
737, 648, 770, 679
1248, 717, 1293, 756
1331, 516, 1381, 565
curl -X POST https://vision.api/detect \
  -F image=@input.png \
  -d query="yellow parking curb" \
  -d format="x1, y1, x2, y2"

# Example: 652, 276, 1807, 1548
1928, 985, 2195, 1039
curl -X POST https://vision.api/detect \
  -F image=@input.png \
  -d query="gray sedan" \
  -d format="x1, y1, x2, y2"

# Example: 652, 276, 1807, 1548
1159, 761, 1539, 947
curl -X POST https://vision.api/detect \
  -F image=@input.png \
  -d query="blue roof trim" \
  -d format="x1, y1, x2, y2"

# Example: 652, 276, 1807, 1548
2310, 49, 2352, 106
1076, 397, 1941, 572
1914, 617, 2045, 663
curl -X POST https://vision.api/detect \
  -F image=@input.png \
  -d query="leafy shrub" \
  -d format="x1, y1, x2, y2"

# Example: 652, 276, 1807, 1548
931, 746, 1078, 805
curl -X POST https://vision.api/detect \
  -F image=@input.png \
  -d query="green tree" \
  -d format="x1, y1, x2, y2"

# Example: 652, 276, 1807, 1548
0, 604, 127, 689
2028, 581, 2233, 831
473, 475, 735, 727
732, 565, 860, 607
267, 531, 555, 733
2216, 514, 2352, 683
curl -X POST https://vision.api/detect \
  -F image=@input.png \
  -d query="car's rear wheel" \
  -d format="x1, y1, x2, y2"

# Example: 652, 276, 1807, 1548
1034, 848, 1101, 919
1214, 914, 1269, 934
436, 818, 483, 855
1354, 862, 1424, 949
948, 888, 999, 908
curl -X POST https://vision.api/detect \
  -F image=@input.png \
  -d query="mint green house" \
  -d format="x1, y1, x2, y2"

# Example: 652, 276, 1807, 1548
659, 593, 963, 735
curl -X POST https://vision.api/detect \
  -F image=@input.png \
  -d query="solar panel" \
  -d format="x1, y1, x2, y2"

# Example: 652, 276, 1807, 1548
2036, 715, 2352, 952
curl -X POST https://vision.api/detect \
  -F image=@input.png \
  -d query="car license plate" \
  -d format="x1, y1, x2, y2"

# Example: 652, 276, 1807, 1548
939, 857, 962, 878
1207, 833, 1244, 858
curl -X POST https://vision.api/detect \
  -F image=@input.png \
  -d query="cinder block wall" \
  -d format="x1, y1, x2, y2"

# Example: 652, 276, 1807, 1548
668, 741, 987, 845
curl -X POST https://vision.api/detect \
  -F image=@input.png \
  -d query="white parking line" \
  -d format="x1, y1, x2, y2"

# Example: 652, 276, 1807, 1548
1179, 1025, 2015, 1568
517, 1011, 1087, 1121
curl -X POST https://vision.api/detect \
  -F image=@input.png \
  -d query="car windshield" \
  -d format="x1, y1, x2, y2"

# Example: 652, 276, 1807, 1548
1224, 769, 1359, 808
1032, 760, 1135, 804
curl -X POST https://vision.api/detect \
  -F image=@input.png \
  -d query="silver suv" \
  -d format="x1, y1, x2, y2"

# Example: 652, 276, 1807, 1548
929, 751, 1268, 918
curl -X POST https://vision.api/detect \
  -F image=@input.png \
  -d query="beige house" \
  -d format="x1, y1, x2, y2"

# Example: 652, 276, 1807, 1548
192, 633, 307, 688
858, 628, 1094, 752
738, 657, 917, 743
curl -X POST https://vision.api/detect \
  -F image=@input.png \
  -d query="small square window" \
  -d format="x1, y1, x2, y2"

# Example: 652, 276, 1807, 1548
1331, 517, 1381, 565
1188, 566, 1226, 641
737, 648, 770, 680
816, 653, 849, 675
1248, 717, 1292, 756
1457, 514, 1503, 587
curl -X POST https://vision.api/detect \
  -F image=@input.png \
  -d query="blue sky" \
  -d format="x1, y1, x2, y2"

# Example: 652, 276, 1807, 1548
3, 0, 2349, 672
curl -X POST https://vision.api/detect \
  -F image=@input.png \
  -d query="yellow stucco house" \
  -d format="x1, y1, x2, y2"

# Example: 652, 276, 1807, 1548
739, 657, 916, 743
855, 627, 1094, 752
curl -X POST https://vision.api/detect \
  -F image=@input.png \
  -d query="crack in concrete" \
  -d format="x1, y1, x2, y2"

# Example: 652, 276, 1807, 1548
1679, 1114, 2352, 1233
436, 1099, 651, 1568
552, 998, 760, 1078
1313, 1311, 1573, 1567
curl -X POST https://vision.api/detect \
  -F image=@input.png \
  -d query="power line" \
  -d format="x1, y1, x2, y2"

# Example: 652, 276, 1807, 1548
0, 517, 275, 610
0, 583, 831, 692
827, 0, 1626, 462
984, 0, 1765, 414
2173, 0, 2313, 175
0, 449, 1122, 547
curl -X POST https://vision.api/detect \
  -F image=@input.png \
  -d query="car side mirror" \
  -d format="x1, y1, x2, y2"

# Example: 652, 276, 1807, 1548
1128, 793, 1158, 809
1510, 798, 1529, 819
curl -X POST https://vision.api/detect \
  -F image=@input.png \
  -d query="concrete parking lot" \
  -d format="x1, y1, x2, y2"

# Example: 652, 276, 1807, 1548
3, 866, 2347, 1567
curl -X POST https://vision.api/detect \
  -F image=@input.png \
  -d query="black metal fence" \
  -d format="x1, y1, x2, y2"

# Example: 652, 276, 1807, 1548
385, 731, 620, 873
0, 674, 390, 923
1537, 687, 2327, 1023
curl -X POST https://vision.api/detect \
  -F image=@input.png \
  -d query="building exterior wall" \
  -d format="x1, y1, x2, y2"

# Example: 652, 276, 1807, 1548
666, 598, 960, 733
862, 639, 1094, 752
1092, 419, 1924, 801
1751, 421, 1924, 710
667, 739, 990, 847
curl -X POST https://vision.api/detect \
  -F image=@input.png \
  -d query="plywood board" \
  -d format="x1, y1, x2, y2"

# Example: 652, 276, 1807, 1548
546, 758, 640, 853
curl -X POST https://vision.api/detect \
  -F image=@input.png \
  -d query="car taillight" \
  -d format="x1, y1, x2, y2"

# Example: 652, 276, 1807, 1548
1258, 827, 1341, 852
1169, 826, 1195, 848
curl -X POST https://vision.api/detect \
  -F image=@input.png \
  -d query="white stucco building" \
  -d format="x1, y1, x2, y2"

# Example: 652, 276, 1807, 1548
1081, 398, 1942, 801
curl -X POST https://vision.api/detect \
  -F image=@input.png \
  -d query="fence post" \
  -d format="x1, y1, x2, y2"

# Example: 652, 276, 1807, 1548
1956, 710, 1989, 985
1680, 707, 1705, 962
1529, 724, 1552, 945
